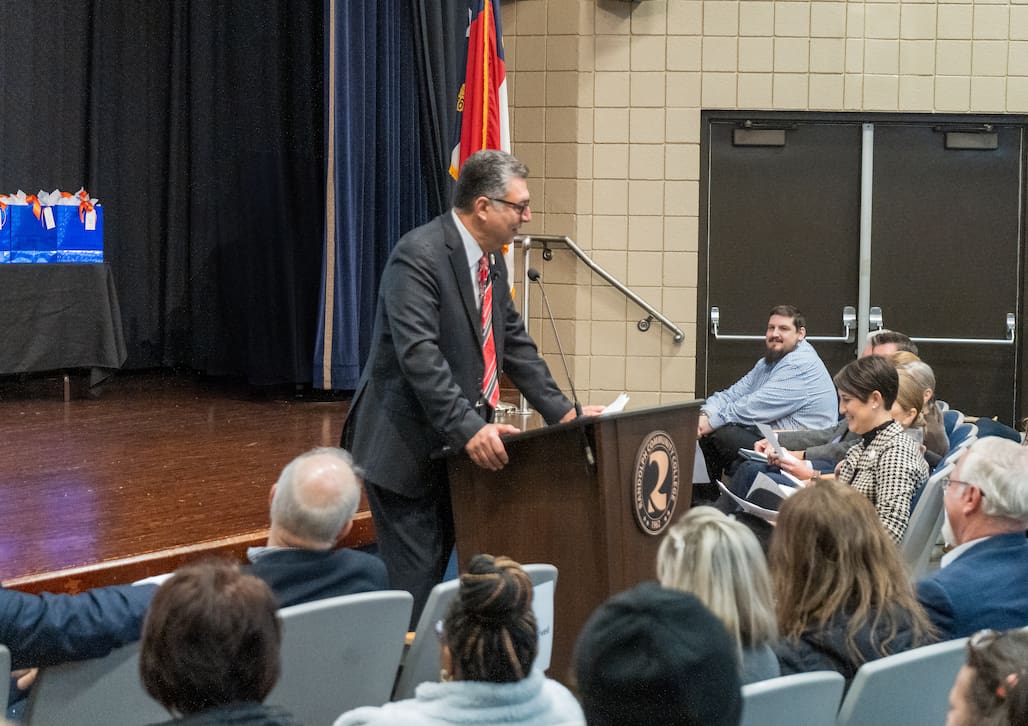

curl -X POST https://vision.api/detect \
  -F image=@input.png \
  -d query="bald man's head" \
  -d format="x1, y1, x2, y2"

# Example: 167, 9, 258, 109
268, 448, 361, 549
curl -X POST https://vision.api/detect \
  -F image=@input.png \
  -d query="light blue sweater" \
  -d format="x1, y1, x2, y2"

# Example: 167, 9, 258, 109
334, 669, 585, 726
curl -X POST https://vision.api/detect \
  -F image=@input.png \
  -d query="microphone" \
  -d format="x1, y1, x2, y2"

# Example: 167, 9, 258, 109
527, 267, 595, 468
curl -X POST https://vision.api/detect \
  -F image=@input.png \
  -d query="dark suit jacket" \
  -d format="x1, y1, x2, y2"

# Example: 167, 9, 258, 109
0, 583, 156, 670
343, 212, 572, 497
916, 532, 1028, 640
245, 547, 388, 609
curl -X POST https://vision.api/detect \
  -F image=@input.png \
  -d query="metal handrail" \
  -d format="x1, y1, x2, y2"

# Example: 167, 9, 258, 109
515, 234, 685, 343
710, 306, 857, 343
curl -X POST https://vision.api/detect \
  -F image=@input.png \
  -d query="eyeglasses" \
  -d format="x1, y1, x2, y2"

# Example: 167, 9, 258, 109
940, 475, 981, 494
487, 197, 530, 216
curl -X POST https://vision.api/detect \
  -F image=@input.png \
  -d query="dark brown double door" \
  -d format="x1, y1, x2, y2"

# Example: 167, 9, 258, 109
698, 114, 1024, 424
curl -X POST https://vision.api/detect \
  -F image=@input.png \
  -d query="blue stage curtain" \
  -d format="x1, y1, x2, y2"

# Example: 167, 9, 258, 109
314, 0, 433, 389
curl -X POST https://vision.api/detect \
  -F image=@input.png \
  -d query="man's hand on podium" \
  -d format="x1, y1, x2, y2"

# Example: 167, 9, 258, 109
559, 405, 605, 423
466, 423, 521, 471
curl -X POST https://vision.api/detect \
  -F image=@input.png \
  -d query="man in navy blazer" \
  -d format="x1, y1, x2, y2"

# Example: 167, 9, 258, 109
245, 448, 387, 609
342, 150, 598, 622
0, 582, 155, 672
916, 437, 1028, 640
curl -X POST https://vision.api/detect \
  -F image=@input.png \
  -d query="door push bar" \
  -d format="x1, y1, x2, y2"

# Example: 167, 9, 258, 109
872, 307, 1016, 346
710, 306, 856, 343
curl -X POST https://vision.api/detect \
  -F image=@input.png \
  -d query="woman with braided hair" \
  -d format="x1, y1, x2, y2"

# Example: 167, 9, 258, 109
334, 554, 584, 725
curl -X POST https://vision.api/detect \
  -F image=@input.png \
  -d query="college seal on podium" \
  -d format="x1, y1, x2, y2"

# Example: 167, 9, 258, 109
632, 430, 680, 535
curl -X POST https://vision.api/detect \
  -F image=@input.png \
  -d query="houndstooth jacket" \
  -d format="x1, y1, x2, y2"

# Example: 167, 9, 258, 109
837, 421, 929, 543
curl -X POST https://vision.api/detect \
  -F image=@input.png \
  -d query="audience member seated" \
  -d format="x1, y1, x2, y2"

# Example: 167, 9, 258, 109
697, 305, 837, 487
892, 365, 942, 467
725, 361, 933, 511
245, 447, 388, 608
731, 357, 930, 540
770, 481, 935, 684
861, 329, 918, 357
832, 356, 930, 542
573, 582, 741, 726
334, 554, 583, 726
890, 351, 948, 461
1, 579, 156, 714
946, 628, 1028, 726
916, 438, 1028, 640
656, 507, 779, 684
140, 560, 301, 725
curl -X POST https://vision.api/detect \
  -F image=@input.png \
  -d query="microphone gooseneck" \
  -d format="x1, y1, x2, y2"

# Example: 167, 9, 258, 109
528, 268, 594, 468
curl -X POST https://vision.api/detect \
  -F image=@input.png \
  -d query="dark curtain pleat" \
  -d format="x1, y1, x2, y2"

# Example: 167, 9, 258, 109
412, 0, 469, 217
0, 0, 324, 386
312, 0, 435, 389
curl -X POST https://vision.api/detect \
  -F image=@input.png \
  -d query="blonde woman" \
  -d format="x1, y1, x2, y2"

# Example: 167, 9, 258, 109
657, 506, 779, 684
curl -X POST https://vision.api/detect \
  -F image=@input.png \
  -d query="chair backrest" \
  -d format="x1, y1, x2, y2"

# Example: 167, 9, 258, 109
942, 409, 963, 436
24, 642, 168, 726
522, 563, 558, 672
739, 671, 844, 726
948, 422, 977, 450
267, 590, 412, 725
391, 577, 461, 701
0, 645, 9, 716
392, 564, 559, 701
835, 637, 969, 726
900, 463, 953, 580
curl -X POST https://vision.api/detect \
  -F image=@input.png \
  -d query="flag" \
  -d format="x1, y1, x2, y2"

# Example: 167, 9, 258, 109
450, 0, 516, 294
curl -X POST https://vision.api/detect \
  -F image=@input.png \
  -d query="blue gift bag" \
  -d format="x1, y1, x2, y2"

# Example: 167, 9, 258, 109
9, 204, 56, 260
55, 204, 104, 254
0, 206, 9, 263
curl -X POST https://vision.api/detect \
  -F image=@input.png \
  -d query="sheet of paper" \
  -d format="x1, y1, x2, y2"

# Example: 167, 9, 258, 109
599, 392, 629, 416
716, 479, 779, 523
756, 423, 785, 457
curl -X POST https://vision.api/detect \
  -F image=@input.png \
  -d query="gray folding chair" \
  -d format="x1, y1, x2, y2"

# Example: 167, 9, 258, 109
392, 563, 558, 701
267, 590, 412, 725
900, 462, 953, 580
835, 637, 969, 726
24, 641, 167, 726
739, 671, 844, 726
0, 645, 10, 715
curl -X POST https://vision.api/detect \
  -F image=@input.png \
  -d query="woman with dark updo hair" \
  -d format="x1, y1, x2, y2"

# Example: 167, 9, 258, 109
334, 554, 583, 725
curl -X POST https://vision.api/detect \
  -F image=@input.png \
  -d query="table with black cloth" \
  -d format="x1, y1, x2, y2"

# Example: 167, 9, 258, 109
0, 263, 127, 388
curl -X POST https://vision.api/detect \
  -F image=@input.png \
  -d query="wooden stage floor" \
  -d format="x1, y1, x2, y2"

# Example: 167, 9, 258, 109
0, 371, 367, 595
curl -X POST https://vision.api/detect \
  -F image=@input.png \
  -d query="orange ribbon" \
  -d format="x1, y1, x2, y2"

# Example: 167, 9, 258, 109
24, 195, 42, 220
78, 199, 95, 224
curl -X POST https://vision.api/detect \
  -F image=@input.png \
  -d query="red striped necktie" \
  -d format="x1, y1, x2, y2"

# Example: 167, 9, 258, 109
478, 255, 499, 409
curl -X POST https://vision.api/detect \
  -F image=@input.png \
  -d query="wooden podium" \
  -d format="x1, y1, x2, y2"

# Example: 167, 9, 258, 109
447, 400, 702, 681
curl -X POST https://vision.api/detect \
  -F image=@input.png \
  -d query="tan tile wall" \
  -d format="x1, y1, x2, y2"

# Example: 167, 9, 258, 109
500, 0, 1025, 407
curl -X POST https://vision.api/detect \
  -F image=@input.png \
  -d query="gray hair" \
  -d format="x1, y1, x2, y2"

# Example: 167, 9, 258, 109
960, 437, 1028, 525
657, 506, 777, 657
452, 150, 528, 212
898, 360, 936, 394
270, 447, 362, 546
